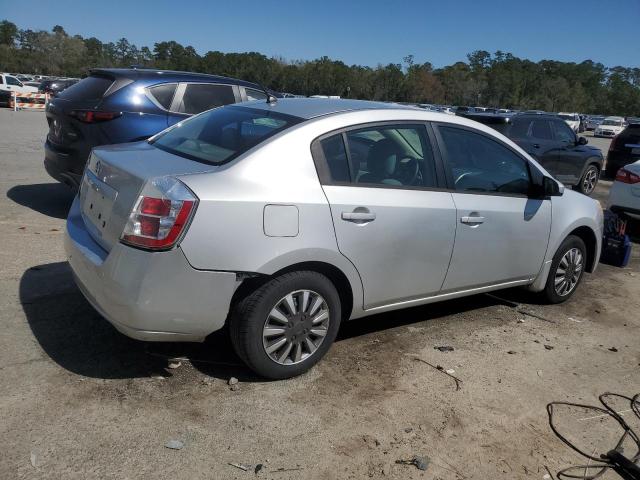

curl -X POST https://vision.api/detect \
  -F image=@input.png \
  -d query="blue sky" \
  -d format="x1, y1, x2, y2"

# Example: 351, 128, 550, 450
1, 0, 638, 68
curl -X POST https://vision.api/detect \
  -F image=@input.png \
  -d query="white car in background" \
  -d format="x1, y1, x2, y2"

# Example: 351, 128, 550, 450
558, 112, 580, 132
595, 117, 626, 138
608, 160, 640, 220
0, 73, 38, 96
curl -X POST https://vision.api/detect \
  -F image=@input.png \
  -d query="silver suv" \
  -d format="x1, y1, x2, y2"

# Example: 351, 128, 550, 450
65, 99, 603, 379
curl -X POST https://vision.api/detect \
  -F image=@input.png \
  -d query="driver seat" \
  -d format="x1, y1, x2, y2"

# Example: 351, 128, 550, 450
358, 139, 403, 185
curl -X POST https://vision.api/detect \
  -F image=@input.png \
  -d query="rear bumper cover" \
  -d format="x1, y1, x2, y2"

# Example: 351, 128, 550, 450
65, 196, 238, 342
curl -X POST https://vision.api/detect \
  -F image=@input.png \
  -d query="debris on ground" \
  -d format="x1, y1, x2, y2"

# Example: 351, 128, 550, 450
201, 376, 214, 386
446, 368, 456, 375
404, 427, 413, 433
609, 347, 619, 352
151, 375, 166, 380
167, 360, 182, 369
254, 463, 263, 474
411, 356, 463, 391
544, 345, 554, 350
396, 455, 430, 471
229, 462, 251, 471
507, 350, 517, 355
29, 452, 37, 468
228, 377, 239, 385
434, 346, 454, 352
164, 440, 184, 450
517, 318, 525, 323
230, 384, 240, 391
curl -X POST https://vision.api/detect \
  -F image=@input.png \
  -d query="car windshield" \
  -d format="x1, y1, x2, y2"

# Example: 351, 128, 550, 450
559, 114, 577, 120
150, 106, 301, 165
602, 119, 622, 126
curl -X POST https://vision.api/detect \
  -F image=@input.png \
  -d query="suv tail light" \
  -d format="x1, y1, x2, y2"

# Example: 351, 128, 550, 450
70, 110, 122, 123
615, 168, 640, 184
121, 177, 198, 250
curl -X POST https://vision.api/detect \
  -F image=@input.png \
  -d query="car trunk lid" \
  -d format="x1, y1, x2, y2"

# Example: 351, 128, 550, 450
80, 141, 218, 252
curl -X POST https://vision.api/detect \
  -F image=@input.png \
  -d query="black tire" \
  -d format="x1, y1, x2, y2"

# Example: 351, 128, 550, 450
541, 235, 587, 304
575, 164, 599, 195
229, 271, 341, 379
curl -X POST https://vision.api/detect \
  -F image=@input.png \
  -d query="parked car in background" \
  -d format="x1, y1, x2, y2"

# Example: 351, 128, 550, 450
595, 116, 626, 138
558, 112, 580, 132
65, 99, 602, 379
457, 112, 603, 194
44, 68, 278, 188
586, 116, 604, 131
607, 159, 640, 220
605, 121, 640, 177
0, 73, 38, 96
38, 78, 79, 97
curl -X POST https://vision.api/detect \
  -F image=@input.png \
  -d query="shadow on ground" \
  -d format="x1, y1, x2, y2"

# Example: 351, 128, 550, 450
21, 261, 523, 383
7, 183, 75, 219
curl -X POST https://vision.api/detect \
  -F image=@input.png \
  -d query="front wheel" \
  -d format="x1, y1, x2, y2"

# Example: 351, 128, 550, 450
229, 271, 342, 379
541, 235, 587, 304
576, 165, 599, 195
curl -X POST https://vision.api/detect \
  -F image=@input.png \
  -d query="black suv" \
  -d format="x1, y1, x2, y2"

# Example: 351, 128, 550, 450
605, 121, 640, 177
44, 68, 275, 188
457, 112, 604, 195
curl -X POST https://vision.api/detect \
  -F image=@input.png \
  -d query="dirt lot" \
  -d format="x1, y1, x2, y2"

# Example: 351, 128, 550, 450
1, 109, 638, 480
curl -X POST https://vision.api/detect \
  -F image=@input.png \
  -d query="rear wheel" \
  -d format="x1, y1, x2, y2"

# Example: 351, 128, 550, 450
541, 235, 587, 304
576, 164, 599, 195
229, 271, 341, 379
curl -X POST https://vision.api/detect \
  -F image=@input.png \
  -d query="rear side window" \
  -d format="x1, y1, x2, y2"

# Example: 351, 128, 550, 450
246, 88, 267, 101
148, 83, 177, 110
530, 119, 553, 140
58, 75, 113, 101
0, 76, 4, 85
510, 119, 531, 138
176, 83, 236, 114
318, 135, 350, 182
151, 106, 300, 165
439, 126, 530, 195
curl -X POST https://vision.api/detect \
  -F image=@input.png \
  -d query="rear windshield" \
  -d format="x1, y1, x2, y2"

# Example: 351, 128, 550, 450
602, 119, 623, 126
58, 75, 113, 101
150, 106, 301, 165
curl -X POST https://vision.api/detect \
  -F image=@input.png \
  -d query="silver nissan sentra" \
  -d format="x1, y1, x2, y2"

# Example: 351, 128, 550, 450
65, 98, 603, 379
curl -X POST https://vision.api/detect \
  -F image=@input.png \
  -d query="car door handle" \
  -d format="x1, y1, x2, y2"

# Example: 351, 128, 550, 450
461, 215, 485, 225
342, 211, 376, 222
532, 143, 540, 148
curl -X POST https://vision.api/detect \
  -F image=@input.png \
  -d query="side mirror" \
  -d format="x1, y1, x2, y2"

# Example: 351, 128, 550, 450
577, 136, 588, 145
543, 176, 564, 196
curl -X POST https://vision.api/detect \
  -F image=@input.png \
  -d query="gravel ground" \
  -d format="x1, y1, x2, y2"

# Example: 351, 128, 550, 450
1, 109, 638, 480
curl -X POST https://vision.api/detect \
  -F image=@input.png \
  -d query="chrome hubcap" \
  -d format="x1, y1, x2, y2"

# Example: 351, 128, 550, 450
262, 290, 330, 365
582, 167, 598, 194
554, 248, 584, 296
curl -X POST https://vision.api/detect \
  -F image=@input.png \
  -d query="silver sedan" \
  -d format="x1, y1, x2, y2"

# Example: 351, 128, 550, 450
65, 98, 603, 379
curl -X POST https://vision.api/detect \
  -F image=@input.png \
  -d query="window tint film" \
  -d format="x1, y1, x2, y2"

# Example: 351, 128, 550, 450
553, 120, 576, 143
440, 126, 530, 195
246, 88, 267, 101
148, 83, 177, 110
530, 120, 553, 140
319, 135, 350, 182
510, 119, 531, 138
151, 106, 300, 165
6, 76, 21, 86
59, 75, 113, 101
344, 125, 437, 187
177, 83, 236, 114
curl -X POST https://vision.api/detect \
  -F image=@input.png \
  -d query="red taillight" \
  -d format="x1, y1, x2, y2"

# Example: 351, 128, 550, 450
70, 110, 121, 123
121, 177, 198, 250
615, 168, 640, 184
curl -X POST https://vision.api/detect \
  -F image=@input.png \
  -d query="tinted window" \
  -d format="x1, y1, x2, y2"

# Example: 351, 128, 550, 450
319, 135, 350, 182
6, 76, 21, 86
148, 83, 177, 110
58, 75, 113, 101
246, 88, 267, 101
530, 119, 553, 140
345, 125, 437, 187
552, 120, 575, 142
440, 126, 530, 195
0, 76, 4, 85
151, 106, 299, 165
176, 83, 236, 114
510, 119, 531, 138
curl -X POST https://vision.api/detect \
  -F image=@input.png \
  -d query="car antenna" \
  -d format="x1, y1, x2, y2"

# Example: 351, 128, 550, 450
258, 83, 277, 104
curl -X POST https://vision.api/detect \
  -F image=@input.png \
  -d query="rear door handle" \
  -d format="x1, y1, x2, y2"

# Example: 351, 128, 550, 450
461, 215, 485, 225
342, 211, 376, 222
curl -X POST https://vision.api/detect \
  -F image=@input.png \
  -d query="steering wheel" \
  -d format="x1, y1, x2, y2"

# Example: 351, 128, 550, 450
395, 156, 420, 185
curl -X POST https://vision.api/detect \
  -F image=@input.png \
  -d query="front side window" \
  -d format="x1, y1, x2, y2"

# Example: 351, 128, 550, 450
439, 126, 531, 195
6, 76, 21, 86
151, 106, 299, 165
176, 83, 236, 115
552, 120, 576, 143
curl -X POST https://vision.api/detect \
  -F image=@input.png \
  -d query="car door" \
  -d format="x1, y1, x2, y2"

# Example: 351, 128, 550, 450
433, 124, 552, 291
167, 82, 241, 127
551, 119, 584, 185
312, 123, 457, 310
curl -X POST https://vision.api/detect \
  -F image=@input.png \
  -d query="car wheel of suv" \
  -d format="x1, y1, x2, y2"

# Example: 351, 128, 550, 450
229, 271, 341, 379
576, 165, 599, 195
542, 235, 587, 304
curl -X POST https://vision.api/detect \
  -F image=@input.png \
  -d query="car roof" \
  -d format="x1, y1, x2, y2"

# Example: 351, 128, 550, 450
89, 68, 261, 88
238, 98, 417, 120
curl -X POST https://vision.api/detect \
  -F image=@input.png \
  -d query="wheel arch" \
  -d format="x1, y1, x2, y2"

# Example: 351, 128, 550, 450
567, 225, 598, 273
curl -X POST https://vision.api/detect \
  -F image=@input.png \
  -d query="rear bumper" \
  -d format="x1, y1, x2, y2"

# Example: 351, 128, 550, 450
65, 196, 238, 342
608, 182, 640, 220
44, 139, 85, 188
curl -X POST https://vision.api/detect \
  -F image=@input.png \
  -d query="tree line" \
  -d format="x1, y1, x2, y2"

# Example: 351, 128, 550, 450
1, 20, 639, 116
